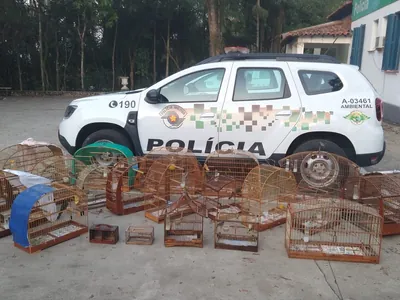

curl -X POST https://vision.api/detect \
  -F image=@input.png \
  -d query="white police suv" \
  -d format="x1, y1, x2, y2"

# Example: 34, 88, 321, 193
58, 51, 385, 167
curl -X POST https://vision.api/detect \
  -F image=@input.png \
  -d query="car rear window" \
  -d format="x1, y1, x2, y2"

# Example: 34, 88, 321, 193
298, 70, 343, 95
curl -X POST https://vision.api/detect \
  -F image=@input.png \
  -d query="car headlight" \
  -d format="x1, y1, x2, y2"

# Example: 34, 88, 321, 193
64, 105, 77, 118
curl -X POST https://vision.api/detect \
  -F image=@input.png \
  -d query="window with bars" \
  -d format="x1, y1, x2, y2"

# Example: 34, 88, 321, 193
382, 12, 400, 71
350, 24, 366, 68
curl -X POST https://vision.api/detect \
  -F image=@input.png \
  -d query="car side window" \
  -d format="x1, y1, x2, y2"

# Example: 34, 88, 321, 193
298, 70, 343, 95
233, 68, 289, 101
159, 68, 225, 103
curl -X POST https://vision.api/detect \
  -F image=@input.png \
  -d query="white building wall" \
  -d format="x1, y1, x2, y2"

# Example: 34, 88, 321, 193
351, 1, 400, 122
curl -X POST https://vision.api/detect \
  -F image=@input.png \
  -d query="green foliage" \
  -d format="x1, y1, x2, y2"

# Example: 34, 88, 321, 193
0, 0, 348, 91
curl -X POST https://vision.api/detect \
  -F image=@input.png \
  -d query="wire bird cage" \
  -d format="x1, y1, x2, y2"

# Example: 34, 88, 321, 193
0, 144, 63, 172
278, 151, 360, 188
125, 225, 154, 245
214, 215, 259, 252
0, 171, 26, 238
30, 156, 86, 186
141, 147, 202, 223
198, 150, 259, 220
76, 165, 109, 209
164, 193, 203, 248
241, 165, 297, 231
106, 159, 155, 215
360, 173, 400, 236
10, 183, 88, 254
285, 180, 383, 263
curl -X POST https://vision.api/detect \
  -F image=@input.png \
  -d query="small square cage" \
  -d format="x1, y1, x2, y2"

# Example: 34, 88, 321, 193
125, 225, 154, 245
278, 151, 361, 188
10, 184, 88, 254
214, 215, 259, 252
89, 224, 119, 244
286, 181, 383, 263
241, 164, 297, 231
141, 148, 202, 223
106, 159, 155, 215
1, 171, 25, 238
0, 143, 64, 172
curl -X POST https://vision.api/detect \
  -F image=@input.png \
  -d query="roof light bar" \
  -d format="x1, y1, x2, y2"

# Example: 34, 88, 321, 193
224, 46, 250, 54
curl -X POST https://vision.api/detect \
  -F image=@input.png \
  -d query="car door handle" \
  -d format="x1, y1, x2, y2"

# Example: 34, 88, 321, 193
200, 113, 215, 119
276, 110, 292, 117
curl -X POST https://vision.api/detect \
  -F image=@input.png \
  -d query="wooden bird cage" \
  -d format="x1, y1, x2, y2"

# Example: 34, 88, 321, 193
164, 191, 203, 248
286, 180, 383, 263
0, 144, 63, 172
106, 158, 155, 215
278, 151, 360, 188
214, 215, 259, 252
89, 224, 119, 244
0, 171, 25, 238
125, 225, 154, 245
76, 165, 109, 209
359, 173, 400, 236
30, 156, 86, 186
199, 150, 259, 218
241, 165, 297, 231
10, 183, 88, 254
141, 148, 202, 223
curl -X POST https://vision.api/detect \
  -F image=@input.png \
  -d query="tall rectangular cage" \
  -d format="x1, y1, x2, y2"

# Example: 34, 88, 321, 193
141, 148, 203, 223
0, 171, 25, 238
10, 184, 88, 254
200, 150, 259, 220
106, 158, 156, 215
362, 173, 400, 236
285, 185, 383, 263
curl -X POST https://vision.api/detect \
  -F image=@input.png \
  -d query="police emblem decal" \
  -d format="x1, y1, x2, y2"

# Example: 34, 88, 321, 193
160, 105, 187, 129
344, 111, 370, 125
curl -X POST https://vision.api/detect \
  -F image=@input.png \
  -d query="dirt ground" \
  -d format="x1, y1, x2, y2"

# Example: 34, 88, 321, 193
0, 96, 400, 300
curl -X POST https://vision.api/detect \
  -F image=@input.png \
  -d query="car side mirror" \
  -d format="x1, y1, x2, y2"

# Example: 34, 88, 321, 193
145, 89, 161, 104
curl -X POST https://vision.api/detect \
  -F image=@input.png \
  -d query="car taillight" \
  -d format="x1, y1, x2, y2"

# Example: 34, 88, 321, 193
375, 98, 383, 121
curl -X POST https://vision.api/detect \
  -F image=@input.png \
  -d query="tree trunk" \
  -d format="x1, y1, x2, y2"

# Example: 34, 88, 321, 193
165, 18, 170, 78
63, 44, 73, 91
260, 17, 265, 52
206, 0, 222, 56
77, 18, 87, 91
112, 21, 118, 91
38, 1, 45, 91
16, 53, 23, 91
153, 22, 157, 83
129, 49, 136, 90
55, 31, 60, 91
271, 5, 285, 53
256, 0, 260, 52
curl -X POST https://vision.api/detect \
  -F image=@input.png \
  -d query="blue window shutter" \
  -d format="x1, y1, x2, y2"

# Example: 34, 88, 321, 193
391, 14, 400, 70
358, 24, 366, 68
382, 14, 395, 70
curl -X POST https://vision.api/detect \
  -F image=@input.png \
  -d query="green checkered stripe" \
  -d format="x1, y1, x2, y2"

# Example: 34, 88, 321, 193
188, 104, 333, 132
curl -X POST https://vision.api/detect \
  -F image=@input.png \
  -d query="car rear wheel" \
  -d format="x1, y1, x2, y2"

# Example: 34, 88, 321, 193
293, 139, 347, 187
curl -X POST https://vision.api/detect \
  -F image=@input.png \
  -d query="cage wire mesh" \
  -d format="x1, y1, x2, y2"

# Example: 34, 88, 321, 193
278, 151, 361, 188
30, 155, 86, 186
12, 183, 88, 254
76, 165, 109, 208
141, 147, 202, 223
361, 173, 400, 236
241, 164, 297, 231
125, 225, 154, 245
164, 191, 203, 248
106, 158, 155, 215
285, 179, 383, 263
0, 171, 26, 238
200, 150, 259, 219
0, 144, 64, 172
